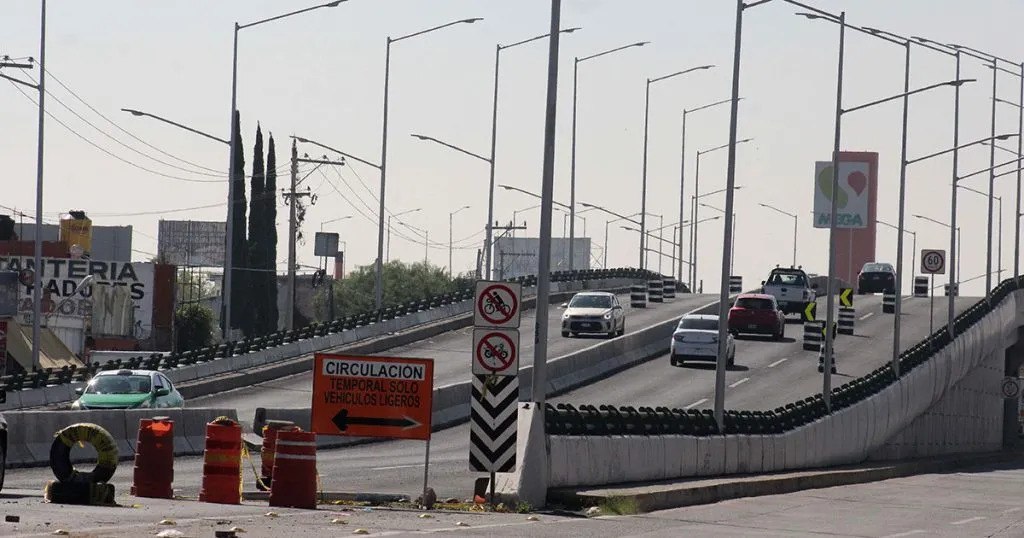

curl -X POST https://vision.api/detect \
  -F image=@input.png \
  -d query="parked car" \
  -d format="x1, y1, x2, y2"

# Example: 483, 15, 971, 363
728, 293, 786, 340
761, 265, 816, 316
857, 262, 896, 294
71, 369, 185, 410
561, 291, 626, 338
670, 314, 735, 367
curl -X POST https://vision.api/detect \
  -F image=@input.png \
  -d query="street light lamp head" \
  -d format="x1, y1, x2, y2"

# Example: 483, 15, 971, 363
634, 41, 651, 47
325, 1, 344, 7
460, 17, 484, 24
996, 134, 1019, 141
948, 79, 976, 87
795, 12, 828, 20
563, 27, 582, 33
695, 64, 714, 70
121, 108, 143, 116
410, 134, 428, 140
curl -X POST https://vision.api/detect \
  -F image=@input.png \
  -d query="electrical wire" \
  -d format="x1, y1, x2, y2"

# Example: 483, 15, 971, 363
34, 69, 225, 177
7, 79, 225, 184
44, 66, 223, 175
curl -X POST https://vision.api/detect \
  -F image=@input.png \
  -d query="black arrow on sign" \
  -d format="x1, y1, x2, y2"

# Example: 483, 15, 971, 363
332, 409, 421, 432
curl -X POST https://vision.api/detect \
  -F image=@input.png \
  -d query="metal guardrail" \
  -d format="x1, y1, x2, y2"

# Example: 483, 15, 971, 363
547, 275, 1023, 436
1, 267, 670, 394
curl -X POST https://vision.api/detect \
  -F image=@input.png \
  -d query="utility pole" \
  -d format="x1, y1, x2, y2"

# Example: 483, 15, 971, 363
283, 140, 343, 330
490, 220, 527, 279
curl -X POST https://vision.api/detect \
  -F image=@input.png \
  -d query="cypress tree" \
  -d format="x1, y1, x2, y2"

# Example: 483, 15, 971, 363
244, 124, 265, 336
228, 110, 247, 334
264, 134, 280, 333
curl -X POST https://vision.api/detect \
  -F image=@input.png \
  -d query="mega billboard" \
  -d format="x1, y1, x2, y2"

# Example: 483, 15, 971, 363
813, 160, 871, 229
157, 220, 226, 268
0, 256, 155, 339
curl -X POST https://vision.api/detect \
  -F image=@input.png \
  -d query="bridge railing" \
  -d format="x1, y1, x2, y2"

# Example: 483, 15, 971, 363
1, 267, 667, 395
546, 275, 1024, 436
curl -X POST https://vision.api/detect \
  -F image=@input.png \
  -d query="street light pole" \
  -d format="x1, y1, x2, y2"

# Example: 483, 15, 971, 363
571, 42, 648, 274
640, 65, 714, 271
533, 0, 562, 406
32, 0, 46, 370
691, 142, 749, 290
224, 0, 344, 339
376, 18, 482, 313
678, 97, 735, 284
759, 204, 799, 268
487, 28, 580, 280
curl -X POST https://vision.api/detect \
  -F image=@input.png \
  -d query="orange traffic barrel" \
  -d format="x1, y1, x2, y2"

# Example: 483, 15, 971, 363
268, 430, 318, 509
198, 417, 242, 505
257, 421, 299, 491
131, 417, 174, 498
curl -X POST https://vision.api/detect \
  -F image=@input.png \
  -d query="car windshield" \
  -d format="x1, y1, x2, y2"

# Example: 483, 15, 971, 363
568, 295, 612, 309
736, 297, 775, 310
767, 272, 806, 287
863, 263, 893, 273
86, 374, 151, 395
679, 317, 718, 331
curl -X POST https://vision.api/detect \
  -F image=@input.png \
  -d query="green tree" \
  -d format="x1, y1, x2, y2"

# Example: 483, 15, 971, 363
226, 110, 247, 334
312, 260, 471, 321
243, 124, 266, 336
175, 303, 215, 352
263, 134, 280, 334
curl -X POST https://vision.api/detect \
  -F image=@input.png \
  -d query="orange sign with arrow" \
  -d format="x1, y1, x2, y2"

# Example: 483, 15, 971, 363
311, 353, 434, 441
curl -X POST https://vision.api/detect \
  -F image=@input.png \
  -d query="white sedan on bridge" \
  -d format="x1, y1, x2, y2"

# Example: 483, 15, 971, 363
670, 314, 735, 367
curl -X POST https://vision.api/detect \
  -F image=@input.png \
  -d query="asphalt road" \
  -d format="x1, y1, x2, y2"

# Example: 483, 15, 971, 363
4, 456, 1024, 536
4, 293, 984, 503
552, 293, 978, 412
190, 293, 719, 423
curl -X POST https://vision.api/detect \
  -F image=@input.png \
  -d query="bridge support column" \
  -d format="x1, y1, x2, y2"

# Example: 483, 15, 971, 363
495, 403, 548, 508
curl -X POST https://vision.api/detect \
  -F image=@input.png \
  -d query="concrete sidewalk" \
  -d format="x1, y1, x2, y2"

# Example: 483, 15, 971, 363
548, 449, 1024, 513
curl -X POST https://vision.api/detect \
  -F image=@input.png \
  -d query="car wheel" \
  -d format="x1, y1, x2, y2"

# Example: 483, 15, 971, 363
618, 320, 626, 336
561, 330, 570, 338
727, 352, 735, 368
670, 355, 679, 366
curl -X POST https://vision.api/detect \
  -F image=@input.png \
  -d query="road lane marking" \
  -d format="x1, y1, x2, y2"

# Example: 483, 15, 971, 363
860, 312, 874, 321
685, 398, 708, 409
729, 377, 750, 388
371, 464, 423, 471
768, 358, 787, 368
882, 531, 926, 538
1003, 507, 1022, 514
950, 517, 986, 525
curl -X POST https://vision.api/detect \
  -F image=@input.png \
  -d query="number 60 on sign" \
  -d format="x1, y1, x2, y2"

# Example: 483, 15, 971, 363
920, 249, 946, 275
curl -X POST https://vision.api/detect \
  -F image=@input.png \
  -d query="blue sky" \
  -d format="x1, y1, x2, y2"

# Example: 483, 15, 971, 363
2, 0, 1021, 296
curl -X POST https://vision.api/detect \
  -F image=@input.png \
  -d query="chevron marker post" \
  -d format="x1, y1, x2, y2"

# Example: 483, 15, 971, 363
470, 374, 518, 472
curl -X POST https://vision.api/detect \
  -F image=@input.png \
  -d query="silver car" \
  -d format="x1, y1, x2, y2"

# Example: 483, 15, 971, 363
560, 291, 626, 338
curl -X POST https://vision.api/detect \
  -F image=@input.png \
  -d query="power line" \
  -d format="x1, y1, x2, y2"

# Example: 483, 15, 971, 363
7, 79, 225, 184
31, 70, 226, 177
44, 66, 223, 175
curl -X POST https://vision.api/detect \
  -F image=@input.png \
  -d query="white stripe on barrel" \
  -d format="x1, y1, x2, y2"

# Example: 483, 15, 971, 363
648, 278, 664, 303
630, 283, 647, 308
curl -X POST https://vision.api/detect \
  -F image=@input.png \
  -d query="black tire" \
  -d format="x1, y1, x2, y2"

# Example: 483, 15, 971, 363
617, 321, 626, 336
50, 423, 118, 485
670, 355, 679, 366
561, 331, 570, 338
728, 353, 735, 367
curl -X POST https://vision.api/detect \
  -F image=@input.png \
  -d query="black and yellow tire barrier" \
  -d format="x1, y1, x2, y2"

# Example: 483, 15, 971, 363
45, 423, 119, 505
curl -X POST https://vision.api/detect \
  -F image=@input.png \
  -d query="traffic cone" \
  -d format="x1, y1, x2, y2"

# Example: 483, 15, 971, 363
257, 421, 299, 491
131, 417, 174, 499
198, 417, 242, 505
268, 429, 318, 509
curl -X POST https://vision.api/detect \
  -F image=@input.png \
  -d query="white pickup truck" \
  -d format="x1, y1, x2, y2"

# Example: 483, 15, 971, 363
760, 266, 817, 316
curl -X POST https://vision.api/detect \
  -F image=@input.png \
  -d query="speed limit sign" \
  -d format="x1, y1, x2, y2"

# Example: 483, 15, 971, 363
920, 249, 946, 275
